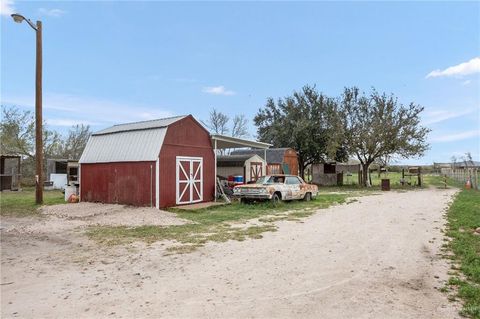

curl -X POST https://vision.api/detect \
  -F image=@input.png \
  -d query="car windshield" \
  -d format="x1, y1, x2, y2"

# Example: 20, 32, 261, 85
256, 176, 285, 184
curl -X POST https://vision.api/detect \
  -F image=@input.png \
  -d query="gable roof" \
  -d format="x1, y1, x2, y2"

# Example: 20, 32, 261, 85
230, 148, 293, 164
93, 115, 187, 136
80, 115, 186, 163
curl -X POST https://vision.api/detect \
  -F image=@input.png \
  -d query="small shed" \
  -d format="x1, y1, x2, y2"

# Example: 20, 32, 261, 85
79, 115, 215, 208
46, 159, 79, 189
230, 148, 299, 176
217, 154, 266, 183
311, 162, 362, 186
0, 155, 21, 191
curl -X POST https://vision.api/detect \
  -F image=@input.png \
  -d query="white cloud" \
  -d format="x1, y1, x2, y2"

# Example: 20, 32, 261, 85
38, 8, 66, 17
1, 93, 175, 127
430, 129, 480, 142
0, 0, 15, 16
423, 109, 475, 125
426, 57, 480, 78
202, 85, 236, 96
462, 80, 472, 86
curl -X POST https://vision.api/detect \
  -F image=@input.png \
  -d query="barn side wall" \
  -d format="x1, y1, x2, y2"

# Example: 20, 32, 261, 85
159, 116, 215, 208
80, 161, 156, 207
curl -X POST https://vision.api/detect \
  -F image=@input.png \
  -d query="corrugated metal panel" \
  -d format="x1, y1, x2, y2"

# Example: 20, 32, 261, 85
94, 115, 186, 135
231, 148, 291, 164
79, 128, 167, 163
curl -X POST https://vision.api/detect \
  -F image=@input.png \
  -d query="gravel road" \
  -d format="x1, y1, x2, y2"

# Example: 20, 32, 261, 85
1, 188, 460, 318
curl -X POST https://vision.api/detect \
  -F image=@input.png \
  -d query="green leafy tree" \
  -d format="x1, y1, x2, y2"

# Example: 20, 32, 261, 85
0, 105, 91, 181
338, 87, 430, 186
0, 106, 62, 159
254, 85, 346, 178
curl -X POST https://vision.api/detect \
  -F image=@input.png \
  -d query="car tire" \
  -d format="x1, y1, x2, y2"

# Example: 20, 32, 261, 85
271, 193, 281, 206
303, 192, 312, 201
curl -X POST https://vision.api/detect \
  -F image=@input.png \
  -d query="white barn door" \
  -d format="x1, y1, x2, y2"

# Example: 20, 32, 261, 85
176, 156, 203, 205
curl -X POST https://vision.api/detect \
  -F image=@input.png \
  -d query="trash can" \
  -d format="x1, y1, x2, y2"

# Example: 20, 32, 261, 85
381, 179, 390, 191
64, 185, 78, 201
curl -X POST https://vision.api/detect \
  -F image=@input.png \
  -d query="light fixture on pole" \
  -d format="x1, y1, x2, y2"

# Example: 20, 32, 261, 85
10, 13, 43, 204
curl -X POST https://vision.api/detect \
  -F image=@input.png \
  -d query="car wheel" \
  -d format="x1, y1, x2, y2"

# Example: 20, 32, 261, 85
303, 192, 312, 201
271, 193, 281, 206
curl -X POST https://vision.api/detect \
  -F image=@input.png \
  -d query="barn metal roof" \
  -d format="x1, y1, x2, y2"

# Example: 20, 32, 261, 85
79, 116, 187, 163
93, 115, 186, 136
80, 128, 168, 163
211, 134, 272, 150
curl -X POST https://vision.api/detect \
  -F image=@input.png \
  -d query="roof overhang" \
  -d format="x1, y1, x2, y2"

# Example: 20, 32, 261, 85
211, 134, 272, 150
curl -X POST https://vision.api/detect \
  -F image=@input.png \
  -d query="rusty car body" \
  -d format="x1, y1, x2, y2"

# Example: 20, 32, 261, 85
233, 174, 318, 203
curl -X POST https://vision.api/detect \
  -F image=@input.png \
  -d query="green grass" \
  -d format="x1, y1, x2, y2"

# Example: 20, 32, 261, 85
444, 189, 480, 318
87, 193, 349, 251
0, 187, 64, 217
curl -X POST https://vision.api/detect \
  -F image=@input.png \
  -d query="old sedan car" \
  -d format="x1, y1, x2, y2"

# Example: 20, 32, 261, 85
233, 174, 318, 204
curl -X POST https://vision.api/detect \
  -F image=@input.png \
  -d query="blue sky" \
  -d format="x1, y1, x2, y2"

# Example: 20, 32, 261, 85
1, 1, 479, 164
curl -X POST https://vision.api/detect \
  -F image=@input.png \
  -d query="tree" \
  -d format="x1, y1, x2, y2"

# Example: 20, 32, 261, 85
254, 85, 346, 178
0, 105, 91, 181
204, 109, 229, 135
0, 106, 62, 160
231, 114, 249, 138
338, 87, 430, 186
60, 124, 91, 159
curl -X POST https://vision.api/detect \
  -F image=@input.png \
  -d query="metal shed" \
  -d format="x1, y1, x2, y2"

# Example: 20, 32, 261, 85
230, 148, 299, 176
217, 154, 267, 183
79, 115, 215, 208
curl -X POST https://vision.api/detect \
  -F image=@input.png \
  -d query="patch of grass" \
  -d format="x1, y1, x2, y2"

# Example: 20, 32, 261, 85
87, 193, 349, 253
445, 189, 480, 318
165, 244, 204, 255
0, 187, 64, 217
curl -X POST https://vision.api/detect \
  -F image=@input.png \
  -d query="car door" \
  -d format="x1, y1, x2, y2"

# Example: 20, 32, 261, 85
285, 176, 302, 199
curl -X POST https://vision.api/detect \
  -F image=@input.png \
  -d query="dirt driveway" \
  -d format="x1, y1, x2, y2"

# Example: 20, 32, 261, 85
1, 188, 460, 318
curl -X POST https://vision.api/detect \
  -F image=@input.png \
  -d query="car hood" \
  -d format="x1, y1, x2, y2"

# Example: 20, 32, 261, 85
234, 184, 271, 189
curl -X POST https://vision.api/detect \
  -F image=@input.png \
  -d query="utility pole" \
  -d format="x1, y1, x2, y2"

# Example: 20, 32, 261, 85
35, 21, 43, 204
11, 14, 43, 204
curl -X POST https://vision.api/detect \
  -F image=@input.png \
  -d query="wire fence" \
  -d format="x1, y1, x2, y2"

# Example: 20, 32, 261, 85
440, 168, 479, 190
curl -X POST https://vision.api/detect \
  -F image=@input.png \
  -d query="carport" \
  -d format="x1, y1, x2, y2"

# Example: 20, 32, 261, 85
210, 134, 271, 199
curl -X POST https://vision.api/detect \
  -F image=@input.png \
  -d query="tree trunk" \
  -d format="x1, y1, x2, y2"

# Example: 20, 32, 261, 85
298, 160, 305, 180
361, 163, 371, 187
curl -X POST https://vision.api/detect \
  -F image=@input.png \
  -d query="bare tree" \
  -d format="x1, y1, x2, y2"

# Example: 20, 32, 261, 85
451, 156, 457, 169
204, 108, 229, 135
231, 114, 249, 138
60, 124, 91, 159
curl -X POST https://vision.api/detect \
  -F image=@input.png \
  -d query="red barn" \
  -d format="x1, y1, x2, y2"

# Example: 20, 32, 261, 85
79, 115, 215, 208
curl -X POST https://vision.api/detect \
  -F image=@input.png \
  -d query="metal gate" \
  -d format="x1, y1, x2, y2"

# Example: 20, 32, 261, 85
176, 156, 203, 205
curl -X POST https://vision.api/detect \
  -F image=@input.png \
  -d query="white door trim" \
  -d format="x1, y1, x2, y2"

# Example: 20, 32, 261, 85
155, 158, 160, 209
176, 156, 203, 205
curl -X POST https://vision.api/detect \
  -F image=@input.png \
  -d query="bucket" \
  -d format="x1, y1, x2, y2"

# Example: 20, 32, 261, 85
64, 185, 78, 201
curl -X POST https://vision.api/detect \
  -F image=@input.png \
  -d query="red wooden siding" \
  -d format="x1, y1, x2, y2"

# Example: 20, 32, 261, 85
81, 161, 156, 206
283, 149, 299, 176
158, 116, 215, 208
